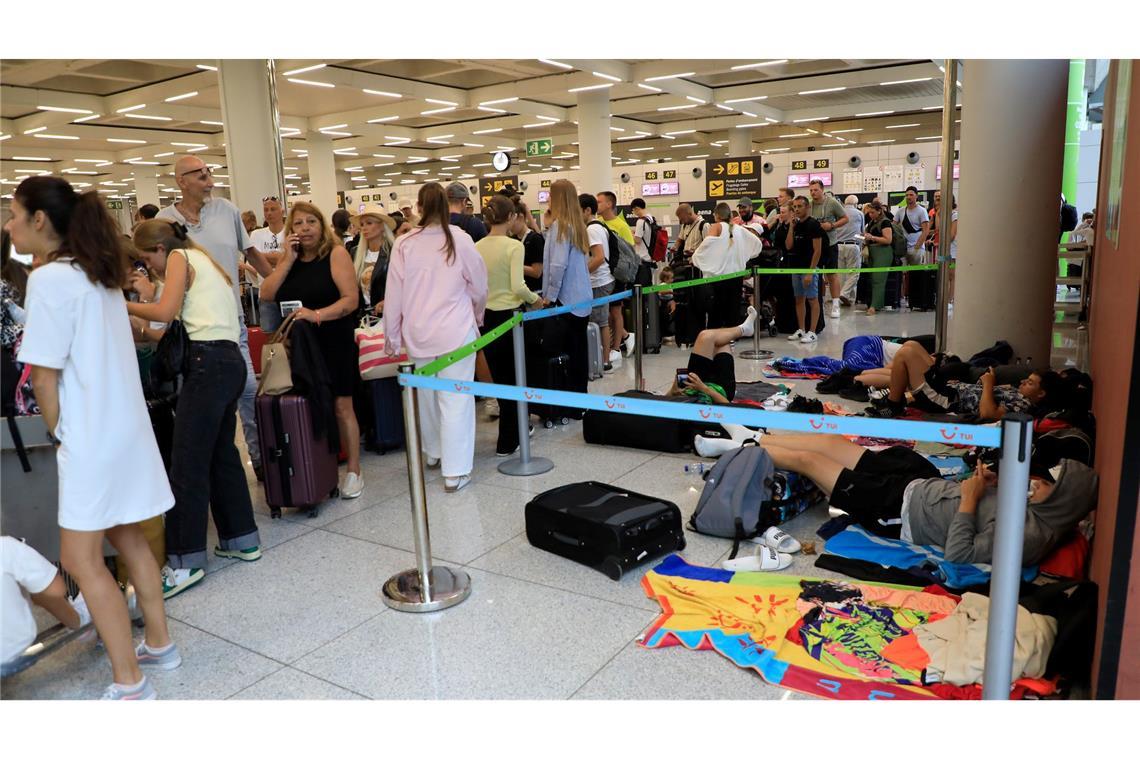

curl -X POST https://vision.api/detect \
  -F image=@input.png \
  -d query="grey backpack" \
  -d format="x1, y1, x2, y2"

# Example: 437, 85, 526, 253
689, 442, 776, 554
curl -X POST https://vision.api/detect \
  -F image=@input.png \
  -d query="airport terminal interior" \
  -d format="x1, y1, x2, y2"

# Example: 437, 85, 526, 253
1, 50, 1138, 715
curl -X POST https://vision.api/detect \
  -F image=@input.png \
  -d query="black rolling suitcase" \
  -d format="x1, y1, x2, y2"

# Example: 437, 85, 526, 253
672, 264, 709, 347
525, 481, 685, 580
532, 353, 573, 427
582, 390, 726, 453
367, 377, 406, 453
642, 292, 662, 354
908, 269, 938, 311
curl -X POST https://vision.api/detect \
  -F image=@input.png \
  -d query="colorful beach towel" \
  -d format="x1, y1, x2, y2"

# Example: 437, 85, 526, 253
639, 555, 952, 700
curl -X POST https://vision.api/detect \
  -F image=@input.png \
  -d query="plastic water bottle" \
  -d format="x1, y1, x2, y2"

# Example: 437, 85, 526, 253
683, 463, 709, 476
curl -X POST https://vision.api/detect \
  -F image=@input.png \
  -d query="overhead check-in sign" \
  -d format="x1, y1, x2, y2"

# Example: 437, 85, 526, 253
705, 156, 762, 199
480, 175, 519, 209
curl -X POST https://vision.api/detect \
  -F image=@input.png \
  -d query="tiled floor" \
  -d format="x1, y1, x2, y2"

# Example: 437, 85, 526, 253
1, 304, 1081, 700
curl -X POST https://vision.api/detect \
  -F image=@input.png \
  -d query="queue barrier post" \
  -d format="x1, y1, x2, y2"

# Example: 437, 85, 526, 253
498, 311, 554, 476
740, 267, 774, 361
980, 413, 1034, 698
382, 362, 472, 612
633, 284, 645, 391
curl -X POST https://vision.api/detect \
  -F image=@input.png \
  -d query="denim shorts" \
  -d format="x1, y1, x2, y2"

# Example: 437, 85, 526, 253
790, 273, 819, 299
590, 282, 614, 325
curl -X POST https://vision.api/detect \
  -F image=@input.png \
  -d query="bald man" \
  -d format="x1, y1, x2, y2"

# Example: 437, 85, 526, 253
672, 204, 708, 263
835, 194, 866, 306
157, 155, 276, 480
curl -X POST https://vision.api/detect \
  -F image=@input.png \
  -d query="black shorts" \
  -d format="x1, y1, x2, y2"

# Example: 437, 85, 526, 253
912, 364, 960, 413
821, 242, 839, 269
829, 447, 941, 538
687, 352, 736, 401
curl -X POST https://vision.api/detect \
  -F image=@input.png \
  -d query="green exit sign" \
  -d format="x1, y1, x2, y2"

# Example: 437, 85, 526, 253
526, 139, 553, 157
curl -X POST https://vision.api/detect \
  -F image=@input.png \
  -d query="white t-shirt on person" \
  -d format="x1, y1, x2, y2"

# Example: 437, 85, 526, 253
17, 260, 174, 531
249, 226, 285, 288
2, 536, 59, 665
898, 205, 930, 250
633, 214, 655, 262
882, 339, 902, 362
586, 222, 615, 289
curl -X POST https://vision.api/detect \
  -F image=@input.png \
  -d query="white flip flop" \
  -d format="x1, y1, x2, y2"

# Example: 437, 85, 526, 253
747, 526, 802, 554
722, 545, 793, 572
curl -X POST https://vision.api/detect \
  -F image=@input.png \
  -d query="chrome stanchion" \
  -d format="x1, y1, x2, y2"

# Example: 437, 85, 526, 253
935, 58, 958, 353
981, 413, 1034, 698
740, 268, 774, 361
382, 363, 471, 612
499, 311, 553, 476
633, 285, 645, 391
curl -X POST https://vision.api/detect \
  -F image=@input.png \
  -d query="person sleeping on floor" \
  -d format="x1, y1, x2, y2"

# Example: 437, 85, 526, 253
719, 433, 1097, 566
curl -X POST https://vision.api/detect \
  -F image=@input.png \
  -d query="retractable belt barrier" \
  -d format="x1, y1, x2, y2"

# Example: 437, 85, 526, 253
397, 373, 1001, 448
414, 262, 947, 378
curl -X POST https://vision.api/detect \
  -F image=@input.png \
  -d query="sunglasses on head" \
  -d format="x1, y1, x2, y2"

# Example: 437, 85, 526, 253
263, 195, 280, 202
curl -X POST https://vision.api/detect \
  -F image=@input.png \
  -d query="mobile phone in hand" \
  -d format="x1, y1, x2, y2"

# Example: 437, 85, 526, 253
676, 368, 689, 388
280, 300, 303, 317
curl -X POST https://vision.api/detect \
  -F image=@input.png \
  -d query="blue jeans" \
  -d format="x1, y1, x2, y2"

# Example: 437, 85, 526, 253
167, 341, 260, 569
791, 273, 820, 299
238, 319, 261, 468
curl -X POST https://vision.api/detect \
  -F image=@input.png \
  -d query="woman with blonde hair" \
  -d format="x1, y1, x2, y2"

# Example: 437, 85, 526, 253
541, 179, 592, 402
127, 218, 262, 601
383, 183, 488, 492
348, 203, 396, 313
259, 201, 364, 499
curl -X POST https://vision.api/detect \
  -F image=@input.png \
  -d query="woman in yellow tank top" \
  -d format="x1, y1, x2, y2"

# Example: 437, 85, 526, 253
127, 219, 261, 600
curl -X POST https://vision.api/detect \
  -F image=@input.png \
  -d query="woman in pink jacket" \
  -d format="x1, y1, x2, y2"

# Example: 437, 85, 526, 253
384, 183, 488, 492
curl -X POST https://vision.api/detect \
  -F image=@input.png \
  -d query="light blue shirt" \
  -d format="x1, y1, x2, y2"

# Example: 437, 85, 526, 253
541, 221, 592, 317
157, 197, 251, 302
836, 204, 865, 243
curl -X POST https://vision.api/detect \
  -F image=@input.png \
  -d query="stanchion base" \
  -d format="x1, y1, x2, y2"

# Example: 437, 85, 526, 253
740, 349, 774, 360
382, 566, 472, 613
498, 456, 554, 476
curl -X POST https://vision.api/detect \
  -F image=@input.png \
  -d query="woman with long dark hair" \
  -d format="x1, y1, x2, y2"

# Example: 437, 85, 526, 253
128, 219, 262, 599
383, 183, 488, 492
6, 176, 178, 699
260, 201, 364, 499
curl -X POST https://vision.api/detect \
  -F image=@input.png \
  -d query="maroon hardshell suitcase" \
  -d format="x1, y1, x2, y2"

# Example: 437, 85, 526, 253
255, 394, 339, 518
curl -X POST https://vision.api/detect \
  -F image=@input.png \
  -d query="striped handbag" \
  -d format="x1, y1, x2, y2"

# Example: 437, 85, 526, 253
355, 315, 407, 380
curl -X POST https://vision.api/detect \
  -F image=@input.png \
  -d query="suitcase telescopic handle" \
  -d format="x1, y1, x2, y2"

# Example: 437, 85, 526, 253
550, 531, 583, 547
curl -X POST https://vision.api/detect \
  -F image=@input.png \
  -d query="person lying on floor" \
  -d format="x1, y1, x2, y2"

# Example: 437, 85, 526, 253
862, 340, 1065, 420
664, 306, 759, 405
778, 334, 907, 380
724, 434, 1096, 565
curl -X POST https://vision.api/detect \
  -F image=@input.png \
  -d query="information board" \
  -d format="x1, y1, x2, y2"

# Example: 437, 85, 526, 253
705, 155, 762, 200
480, 175, 518, 209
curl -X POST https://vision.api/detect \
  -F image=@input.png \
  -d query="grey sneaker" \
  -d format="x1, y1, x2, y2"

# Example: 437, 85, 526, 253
101, 676, 157, 700
135, 641, 183, 671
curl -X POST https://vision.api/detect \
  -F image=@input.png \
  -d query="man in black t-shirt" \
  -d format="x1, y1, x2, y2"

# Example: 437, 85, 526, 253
783, 196, 823, 344
446, 181, 487, 242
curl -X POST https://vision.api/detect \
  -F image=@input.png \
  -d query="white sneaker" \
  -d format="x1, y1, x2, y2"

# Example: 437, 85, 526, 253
484, 398, 500, 419
443, 474, 471, 493
424, 455, 440, 468
608, 350, 622, 368
621, 332, 635, 357
799, 331, 817, 344
786, 329, 804, 342
830, 303, 841, 319
341, 471, 364, 500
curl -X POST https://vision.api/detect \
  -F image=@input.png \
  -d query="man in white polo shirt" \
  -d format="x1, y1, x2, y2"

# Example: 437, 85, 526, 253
157, 155, 276, 481
248, 195, 286, 332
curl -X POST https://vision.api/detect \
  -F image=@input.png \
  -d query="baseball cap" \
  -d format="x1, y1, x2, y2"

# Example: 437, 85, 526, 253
445, 181, 470, 200
736, 197, 754, 208
398, 197, 413, 209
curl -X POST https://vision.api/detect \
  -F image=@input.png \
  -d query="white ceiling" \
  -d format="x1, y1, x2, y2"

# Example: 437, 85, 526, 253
1, 58, 959, 202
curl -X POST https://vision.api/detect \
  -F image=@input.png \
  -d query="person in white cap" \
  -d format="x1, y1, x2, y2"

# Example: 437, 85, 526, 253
349, 202, 396, 312
398, 198, 418, 227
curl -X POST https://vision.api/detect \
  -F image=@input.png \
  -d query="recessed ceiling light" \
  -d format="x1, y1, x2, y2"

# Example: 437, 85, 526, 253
765, 117, 779, 123
715, 104, 734, 111
730, 60, 787, 70
72, 114, 101, 123
478, 106, 507, 114
420, 106, 456, 115
664, 129, 695, 135
644, 71, 695, 82
363, 89, 401, 98
320, 131, 352, 137
538, 59, 573, 69
472, 127, 503, 134
367, 116, 399, 123
735, 123, 766, 128
425, 98, 458, 106
656, 104, 696, 111
792, 117, 829, 123
523, 122, 553, 128
125, 113, 173, 121
196, 64, 218, 71
778, 133, 806, 138
798, 87, 846, 95
592, 71, 621, 82
108, 138, 147, 144
629, 147, 654, 152
282, 63, 327, 76
287, 78, 334, 88
567, 83, 613, 93
537, 115, 559, 122
764, 147, 790, 152
856, 110, 894, 117
685, 154, 709, 158
320, 123, 348, 131
116, 104, 146, 113
34, 134, 79, 140
37, 105, 94, 114
885, 123, 920, 129
867, 139, 895, 144
462, 143, 484, 148
479, 96, 519, 107
637, 83, 663, 93
879, 77, 932, 86
155, 151, 174, 157
200, 120, 224, 126
164, 91, 198, 102
686, 96, 707, 104
922, 106, 944, 111
915, 136, 942, 140
830, 128, 863, 134
23, 126, 47, 134
12, 156, 52, 161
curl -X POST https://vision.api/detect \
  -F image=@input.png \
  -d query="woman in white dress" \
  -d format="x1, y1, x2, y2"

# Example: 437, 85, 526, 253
6, 176, 179, 700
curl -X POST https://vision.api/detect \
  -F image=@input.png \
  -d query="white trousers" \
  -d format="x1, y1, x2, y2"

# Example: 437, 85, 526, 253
837, 242, 862, 302
411, 329, 478, 479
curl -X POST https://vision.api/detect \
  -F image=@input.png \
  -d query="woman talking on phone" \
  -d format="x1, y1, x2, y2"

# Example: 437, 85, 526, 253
259, 201, 364, 500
